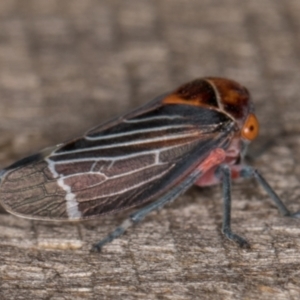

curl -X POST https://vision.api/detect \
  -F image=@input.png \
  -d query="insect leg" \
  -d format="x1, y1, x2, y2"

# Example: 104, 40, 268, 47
219, 165, 250, 248
239, 166, 300, 218
91, 168, 203, 252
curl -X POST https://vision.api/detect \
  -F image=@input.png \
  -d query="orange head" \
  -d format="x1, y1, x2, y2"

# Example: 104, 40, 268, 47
163, 77, 259, 142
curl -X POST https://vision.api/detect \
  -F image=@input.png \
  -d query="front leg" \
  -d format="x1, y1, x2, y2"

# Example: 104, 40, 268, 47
239, 166, 300, 218
218, 163, 300, 248
219, 165, 250, 248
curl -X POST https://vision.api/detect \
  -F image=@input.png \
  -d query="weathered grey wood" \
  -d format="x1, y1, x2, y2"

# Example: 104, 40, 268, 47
1, 1, 300, 299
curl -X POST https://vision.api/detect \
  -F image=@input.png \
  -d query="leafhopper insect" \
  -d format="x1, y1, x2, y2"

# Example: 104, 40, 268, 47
0, 77, 298, 251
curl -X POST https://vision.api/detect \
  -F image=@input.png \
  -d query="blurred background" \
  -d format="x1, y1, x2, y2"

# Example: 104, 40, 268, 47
1, 1, 300, 299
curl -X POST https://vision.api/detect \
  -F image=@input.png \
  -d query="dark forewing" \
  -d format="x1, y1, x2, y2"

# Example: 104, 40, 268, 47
0, 99, 234, 220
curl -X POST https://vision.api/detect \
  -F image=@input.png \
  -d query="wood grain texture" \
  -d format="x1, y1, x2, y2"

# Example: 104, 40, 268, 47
1, 1, 300, 299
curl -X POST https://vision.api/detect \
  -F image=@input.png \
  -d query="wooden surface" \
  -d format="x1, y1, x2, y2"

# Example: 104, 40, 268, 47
1, 1, 300, 299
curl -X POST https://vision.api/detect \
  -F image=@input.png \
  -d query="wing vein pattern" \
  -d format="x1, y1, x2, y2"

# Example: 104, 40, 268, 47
0, 103, 234, 220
